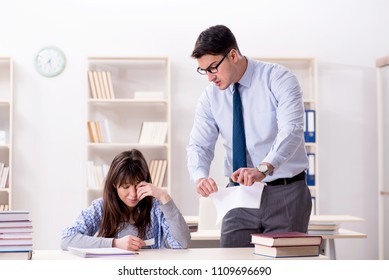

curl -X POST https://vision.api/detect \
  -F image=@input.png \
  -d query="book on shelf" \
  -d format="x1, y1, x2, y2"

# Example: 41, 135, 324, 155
92, 71, 103, 99
106, 71, 115, 99
149, 159, 157, 184
138, 122, 168, 145
253, 244, 320, 258
0, 250, 33, 260
88, 71, 98, 99
88, 71, 115, 99
149, 159, 167, 187
0, 166, 9, 189
0, 211, 30, 222
87, 120, 111, 143
157, 159, 168, 187
97, 72, 107, 99
251, 231, 322, 247
68, 247, 137, 258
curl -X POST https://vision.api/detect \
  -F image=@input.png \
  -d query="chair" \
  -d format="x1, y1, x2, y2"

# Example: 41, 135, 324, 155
86, 189, 103, 206
197, 197, 221, 230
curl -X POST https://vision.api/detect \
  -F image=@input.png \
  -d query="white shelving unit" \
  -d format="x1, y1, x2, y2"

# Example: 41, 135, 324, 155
0, 57, 13, 210
255, 57, 319, 214
85, 57, 171, 206
376, 56, 389, 259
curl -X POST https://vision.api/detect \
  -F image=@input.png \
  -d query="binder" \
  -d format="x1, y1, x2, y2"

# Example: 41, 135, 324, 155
307, 153, 315, 186
305, 110, 316, 143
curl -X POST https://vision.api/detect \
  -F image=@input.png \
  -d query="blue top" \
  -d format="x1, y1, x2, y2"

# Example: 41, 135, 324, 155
61, 198, 190, 249
187, 58, 309, 183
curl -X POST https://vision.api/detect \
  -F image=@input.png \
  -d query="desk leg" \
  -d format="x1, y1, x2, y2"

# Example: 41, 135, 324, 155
328, 239, 336, 260
320, 239, 336, 260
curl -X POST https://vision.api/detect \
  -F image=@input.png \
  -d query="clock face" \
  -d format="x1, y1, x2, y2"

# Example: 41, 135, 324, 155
35, 47, 66, 77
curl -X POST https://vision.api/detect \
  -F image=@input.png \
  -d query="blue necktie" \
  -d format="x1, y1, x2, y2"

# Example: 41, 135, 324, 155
232, 83, 247, 173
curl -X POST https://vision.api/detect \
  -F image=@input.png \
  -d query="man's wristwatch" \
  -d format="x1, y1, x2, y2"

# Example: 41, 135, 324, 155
256, 164, 269, 176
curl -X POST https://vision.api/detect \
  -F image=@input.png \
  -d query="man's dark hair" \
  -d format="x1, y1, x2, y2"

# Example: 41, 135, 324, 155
191, 25, 241, 58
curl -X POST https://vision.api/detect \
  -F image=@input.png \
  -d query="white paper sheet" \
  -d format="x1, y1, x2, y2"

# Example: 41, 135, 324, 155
144, 238, 155, 246
209, 182, 265, 224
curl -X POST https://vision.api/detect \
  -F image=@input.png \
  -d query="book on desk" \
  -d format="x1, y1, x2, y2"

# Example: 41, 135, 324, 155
0, 210, 33, 260
68, 247, 138, 258
253, 244, 321, 258
251, 232, 322, 258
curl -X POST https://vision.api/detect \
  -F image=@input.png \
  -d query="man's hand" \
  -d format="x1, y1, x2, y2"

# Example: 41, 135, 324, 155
231, 167, 265, 186
195, 177, 218, 197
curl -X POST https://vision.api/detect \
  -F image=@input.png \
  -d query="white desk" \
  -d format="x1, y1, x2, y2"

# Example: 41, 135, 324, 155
188, 215, 367, 260
30, 248, 328, 260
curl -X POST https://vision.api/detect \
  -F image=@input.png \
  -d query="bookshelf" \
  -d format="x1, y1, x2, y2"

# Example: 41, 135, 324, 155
376, 56, 389, 260
0, 57, 13, 210
85, 57, 171, 205
255, 57, 319, 214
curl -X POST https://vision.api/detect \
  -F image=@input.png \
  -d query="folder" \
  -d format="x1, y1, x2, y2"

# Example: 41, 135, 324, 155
306, 153, 315, 186
304, 110, 316, 143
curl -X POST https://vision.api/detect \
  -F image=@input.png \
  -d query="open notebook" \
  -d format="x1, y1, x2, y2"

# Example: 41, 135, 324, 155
68, 247, 137, 258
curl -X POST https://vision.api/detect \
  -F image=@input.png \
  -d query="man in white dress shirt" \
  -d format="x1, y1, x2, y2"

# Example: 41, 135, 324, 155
187, 25, 312, 247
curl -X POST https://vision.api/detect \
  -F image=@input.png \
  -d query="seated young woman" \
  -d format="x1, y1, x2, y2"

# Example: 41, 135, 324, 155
61, 149, 191, 251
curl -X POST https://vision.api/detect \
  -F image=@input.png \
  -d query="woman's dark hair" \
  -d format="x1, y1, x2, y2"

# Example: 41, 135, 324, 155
98, 149, 153, 239
191, 25, 241, 58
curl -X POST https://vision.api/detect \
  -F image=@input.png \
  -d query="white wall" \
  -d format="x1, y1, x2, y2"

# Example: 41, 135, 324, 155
1, 0, 388, 259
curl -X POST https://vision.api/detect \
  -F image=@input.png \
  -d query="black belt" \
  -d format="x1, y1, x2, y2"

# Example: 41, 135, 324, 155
266, 171, 306, 186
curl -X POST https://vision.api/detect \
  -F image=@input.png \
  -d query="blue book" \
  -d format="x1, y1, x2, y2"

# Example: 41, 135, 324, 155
306, 153, 315, 186
304, 110, 316, 143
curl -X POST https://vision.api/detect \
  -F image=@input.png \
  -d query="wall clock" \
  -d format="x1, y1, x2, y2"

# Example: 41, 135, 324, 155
34, 47, 66, 77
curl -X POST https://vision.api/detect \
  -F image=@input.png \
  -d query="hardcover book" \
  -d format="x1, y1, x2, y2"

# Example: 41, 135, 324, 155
0, 211, 30, 222
0, 251, 32, 260
251, 232, 322, 247
254, 244, 320, 258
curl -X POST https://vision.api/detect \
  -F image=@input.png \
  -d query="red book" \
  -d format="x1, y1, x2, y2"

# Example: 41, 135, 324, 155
251, 231, 322, 247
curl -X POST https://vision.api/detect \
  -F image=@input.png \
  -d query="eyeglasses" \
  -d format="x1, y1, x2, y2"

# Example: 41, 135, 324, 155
197, 50, 230, 75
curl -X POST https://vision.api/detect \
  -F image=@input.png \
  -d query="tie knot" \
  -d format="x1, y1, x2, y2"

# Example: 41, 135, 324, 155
234, 83, 240, 92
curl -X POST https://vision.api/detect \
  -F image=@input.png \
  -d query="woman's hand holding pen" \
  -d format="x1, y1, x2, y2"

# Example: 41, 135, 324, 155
195, 177, 218, 197
113, 235, 145, 251
136, 181, 171, 204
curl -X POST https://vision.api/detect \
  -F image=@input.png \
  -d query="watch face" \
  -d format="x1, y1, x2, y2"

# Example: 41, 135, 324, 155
259, 164, 268, 173
35, 47, 66, 77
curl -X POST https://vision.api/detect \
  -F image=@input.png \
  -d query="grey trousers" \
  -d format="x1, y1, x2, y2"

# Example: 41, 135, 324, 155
220, 179, 312, 247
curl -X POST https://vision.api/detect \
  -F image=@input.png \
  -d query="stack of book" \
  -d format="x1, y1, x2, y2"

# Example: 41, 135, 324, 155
251, 232, 322, 258
0, 210, 33, 260
308, 222, 340, 235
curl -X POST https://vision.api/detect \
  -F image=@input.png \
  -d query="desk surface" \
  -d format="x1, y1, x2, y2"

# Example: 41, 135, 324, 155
31, 248, 328, 260
185, 214, 365, 225
191, 228, 367, 241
